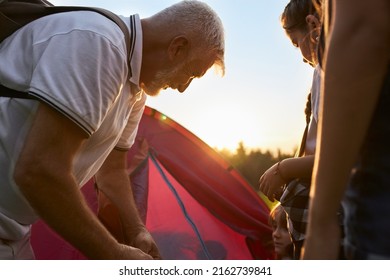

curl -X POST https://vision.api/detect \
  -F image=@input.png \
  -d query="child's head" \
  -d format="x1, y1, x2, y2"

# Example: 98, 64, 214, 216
269, 204, 293, 259
281, 0, 322, 67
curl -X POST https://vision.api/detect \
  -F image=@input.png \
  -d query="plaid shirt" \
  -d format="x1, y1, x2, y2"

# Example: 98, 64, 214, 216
280, 179, 310, 242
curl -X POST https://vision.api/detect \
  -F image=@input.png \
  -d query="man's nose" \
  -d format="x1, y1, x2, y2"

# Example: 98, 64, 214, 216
178, 78, 193, 93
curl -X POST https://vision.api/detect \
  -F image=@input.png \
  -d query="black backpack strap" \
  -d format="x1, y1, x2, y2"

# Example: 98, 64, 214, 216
49, 6, 133, 65
128, 14, 136, 79
87, 7, 133, 65
0, 84, 37, 99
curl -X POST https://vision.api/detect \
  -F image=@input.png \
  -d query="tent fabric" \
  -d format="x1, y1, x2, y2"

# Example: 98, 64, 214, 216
30, 106, 273, 259
145, 155, 253, 259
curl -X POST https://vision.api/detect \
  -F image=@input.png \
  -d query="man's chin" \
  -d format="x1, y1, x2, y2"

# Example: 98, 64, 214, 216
141, 87, 162, 97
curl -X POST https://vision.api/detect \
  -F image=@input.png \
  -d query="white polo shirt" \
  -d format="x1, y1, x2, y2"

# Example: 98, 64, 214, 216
0, 11, 145, 239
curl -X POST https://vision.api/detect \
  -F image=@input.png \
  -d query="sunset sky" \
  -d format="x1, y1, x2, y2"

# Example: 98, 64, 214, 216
51, 0, 315, 153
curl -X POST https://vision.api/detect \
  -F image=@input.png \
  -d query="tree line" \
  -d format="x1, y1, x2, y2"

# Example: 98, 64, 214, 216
217, 142, 295, 191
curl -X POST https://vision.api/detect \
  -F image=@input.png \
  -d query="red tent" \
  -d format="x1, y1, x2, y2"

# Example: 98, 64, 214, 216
31, 106, 273, 259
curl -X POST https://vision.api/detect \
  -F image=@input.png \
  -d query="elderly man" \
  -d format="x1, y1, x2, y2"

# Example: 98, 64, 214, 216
0, 0, 224, 259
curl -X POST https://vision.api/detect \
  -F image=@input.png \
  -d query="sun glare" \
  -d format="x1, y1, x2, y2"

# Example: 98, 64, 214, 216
188, 103, 268, 153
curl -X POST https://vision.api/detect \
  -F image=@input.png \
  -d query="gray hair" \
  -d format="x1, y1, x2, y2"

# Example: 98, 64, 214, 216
155, 0, 225, 74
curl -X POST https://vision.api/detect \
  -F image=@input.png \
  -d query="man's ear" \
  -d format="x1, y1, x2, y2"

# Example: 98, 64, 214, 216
168, 36, 190, 61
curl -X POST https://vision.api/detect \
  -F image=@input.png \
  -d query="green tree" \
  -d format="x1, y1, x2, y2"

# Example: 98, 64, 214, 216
218, 142, 294, 189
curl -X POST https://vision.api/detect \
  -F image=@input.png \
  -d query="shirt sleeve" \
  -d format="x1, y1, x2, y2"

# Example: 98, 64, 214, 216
29, 23, 127, 136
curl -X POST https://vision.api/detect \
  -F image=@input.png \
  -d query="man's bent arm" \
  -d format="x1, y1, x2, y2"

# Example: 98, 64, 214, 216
14, 103, 151, 260
95, 149, 161, 259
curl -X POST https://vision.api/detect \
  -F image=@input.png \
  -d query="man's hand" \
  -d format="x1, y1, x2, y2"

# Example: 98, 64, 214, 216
96, 149, 162, 259
115, 243, 154, 260
131, 227, 162, 260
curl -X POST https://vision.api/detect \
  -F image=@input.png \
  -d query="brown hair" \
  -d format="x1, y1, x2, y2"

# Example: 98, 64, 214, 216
281, 0, 322, 33
268, 204, 287, 227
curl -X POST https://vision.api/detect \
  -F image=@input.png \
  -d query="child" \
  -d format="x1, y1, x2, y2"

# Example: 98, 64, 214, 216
269, 204, 293, 260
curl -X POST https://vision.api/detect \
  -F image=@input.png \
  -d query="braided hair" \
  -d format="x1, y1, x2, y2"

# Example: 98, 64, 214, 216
304, 92, 312, 125
297, 92, 312, 157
